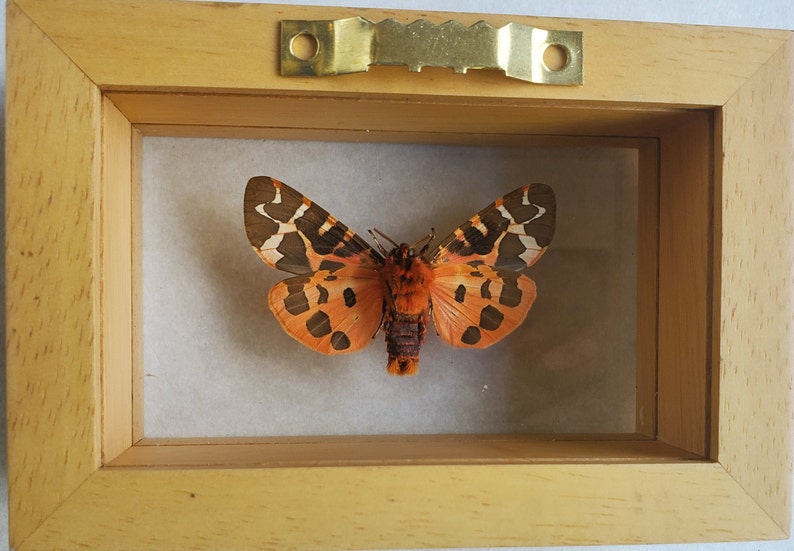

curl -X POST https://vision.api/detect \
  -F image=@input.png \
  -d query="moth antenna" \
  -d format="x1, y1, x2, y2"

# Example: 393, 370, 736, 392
428, 299, 440, 336
369, 228, 399, 254
416, 228, 436, 256
372, 301, 387, 339
368, 229, 388, 255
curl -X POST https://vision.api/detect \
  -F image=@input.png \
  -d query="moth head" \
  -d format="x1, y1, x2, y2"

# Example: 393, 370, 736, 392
369, 228, 435, 261
389, 243, 416, 269
393, 243, 415, 258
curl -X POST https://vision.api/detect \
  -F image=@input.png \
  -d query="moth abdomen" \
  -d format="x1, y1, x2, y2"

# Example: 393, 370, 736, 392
384, 312, 427, 376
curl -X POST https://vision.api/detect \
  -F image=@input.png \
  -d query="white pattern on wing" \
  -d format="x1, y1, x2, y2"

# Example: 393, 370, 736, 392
472, 216, 489, 236
526, 204, 545, 223
254, 194, 310, 265
319, 218, 336, 235
517, 235, 542, 265
260, 230, 285, 264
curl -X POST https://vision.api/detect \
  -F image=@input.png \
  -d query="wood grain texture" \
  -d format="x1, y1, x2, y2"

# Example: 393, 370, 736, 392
101, 97, 135, 462
5, 2, 102, 546
19, 464, 786, 550
636, 141, 660, 436
718, 36, 793, 531
109, 434, 699, 468
132, 119, 689, 142
657, 113, 713, 456
12, 0, 792, 106
107, 92, 701, 137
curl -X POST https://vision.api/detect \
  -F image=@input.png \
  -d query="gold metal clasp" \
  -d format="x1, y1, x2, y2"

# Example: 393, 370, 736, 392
281, 17, 583, 85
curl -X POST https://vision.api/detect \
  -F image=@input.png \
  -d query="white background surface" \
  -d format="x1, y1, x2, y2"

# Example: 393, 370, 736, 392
142, 139, 638, 438
2, 1, 792, 550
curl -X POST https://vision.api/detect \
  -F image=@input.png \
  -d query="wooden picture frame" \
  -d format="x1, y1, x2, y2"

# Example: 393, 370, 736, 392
6, 0, 792, 548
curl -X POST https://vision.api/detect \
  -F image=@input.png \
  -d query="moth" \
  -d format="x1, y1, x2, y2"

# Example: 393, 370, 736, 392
244, 176, 555, 375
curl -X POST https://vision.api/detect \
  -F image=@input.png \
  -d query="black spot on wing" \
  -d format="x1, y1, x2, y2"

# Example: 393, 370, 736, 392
343, 288, 357, 308
283, 277, 312, 315
330, 331, 351, 351
461, 326, 482, 345
284, 292, 310, 315
287, 276, 312, 288
319, 259, 345, 271
454, 284, 466, 303
480, 280, 492, 299
306, 311, 332, 338
479, 305, 504, 331
499, 278, 523, 308
316, 284, 329, 305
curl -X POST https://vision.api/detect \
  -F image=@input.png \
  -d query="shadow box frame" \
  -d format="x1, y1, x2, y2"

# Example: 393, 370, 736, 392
6, 0, 793, 549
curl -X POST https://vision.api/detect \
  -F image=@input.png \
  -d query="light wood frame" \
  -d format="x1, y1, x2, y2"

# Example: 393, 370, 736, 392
6, 0, 792, 548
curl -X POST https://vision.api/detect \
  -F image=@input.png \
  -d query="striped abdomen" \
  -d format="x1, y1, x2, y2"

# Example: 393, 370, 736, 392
384, 311, 427, 375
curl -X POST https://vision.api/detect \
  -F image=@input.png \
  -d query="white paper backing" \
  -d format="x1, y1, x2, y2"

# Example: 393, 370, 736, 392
142, 138, 638, 437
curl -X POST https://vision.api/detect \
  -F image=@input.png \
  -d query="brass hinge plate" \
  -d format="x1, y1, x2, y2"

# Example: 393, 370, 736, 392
281, 17, 583, 85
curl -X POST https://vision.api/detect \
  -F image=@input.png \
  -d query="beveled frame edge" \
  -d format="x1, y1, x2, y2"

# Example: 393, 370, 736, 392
6, 0, 792, 549
715, 35, 794, 532
6, 1, 103, 545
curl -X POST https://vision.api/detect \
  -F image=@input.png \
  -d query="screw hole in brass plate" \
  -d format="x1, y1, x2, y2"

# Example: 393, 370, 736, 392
542, 43, 569, 72
289, 32, 320, 61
